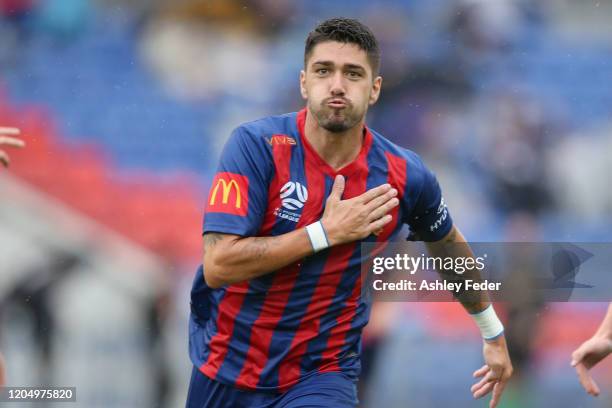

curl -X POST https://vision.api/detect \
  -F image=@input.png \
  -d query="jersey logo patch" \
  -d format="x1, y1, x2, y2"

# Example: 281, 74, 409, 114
207, 172, 249, 216
280, 181, 308, 210
267, 134, 297, 146
273, 181, 308, 223
430, 197, 448, 232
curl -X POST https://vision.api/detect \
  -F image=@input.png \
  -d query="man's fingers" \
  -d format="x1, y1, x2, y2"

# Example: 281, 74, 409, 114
364, 188, 397, 212
575, 362, 600, 396
472, 381, 495, 399
571, 346, 585, 367
357, 183, 391, 204
0, 127, 20, 135
368, 198, 399, 222
472, 367, 503, 394
0, 151, 9, 167
471, 369, 494, 393
368, 214, 392, 233
327, 175, 345, 202
473, 364, 490, 378
470, 376, 487, 394
489, 379, 508, 408
0, 136, 25, 148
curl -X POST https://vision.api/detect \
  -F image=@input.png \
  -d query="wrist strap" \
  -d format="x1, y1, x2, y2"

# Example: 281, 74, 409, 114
306, 221, 330, 252
471, 305, 504, 341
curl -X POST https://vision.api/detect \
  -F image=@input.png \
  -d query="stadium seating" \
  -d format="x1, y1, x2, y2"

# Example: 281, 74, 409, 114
0, 91, 203, 268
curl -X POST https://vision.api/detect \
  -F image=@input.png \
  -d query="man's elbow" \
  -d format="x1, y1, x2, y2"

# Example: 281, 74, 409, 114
203, 254, 228, 289
203, 269, 226, 289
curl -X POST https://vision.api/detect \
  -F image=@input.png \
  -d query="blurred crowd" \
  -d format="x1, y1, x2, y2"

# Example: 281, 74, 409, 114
2, 0, 611, 239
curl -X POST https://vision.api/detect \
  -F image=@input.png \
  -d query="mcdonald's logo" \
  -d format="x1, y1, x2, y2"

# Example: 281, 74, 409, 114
206, 172, 249, 216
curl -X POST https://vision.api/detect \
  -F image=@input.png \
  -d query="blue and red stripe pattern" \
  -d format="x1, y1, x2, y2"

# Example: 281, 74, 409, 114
190, 108, 453, 391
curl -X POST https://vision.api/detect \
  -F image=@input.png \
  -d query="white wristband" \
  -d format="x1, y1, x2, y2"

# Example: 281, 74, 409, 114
305, 221, 330, 252
471, 305, 504, 341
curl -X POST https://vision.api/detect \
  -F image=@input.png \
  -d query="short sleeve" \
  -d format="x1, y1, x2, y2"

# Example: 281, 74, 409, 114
203, 126, 272, 237
406, 162, 453, 242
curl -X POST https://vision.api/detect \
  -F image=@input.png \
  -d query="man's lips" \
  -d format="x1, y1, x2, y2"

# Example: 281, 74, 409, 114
326, 98, 348, 108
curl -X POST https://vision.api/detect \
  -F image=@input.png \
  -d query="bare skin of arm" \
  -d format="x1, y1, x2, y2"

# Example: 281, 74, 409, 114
425, 226, 489, 313
0, 127, 25, 167
203, 175, 399, 288
571, 303, 612, 396
426, 226, 513, 408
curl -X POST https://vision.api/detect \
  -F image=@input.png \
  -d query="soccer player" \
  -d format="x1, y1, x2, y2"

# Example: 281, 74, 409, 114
0, 126, 25, 168
188, 18, 512, 408
571, 303, 612, 397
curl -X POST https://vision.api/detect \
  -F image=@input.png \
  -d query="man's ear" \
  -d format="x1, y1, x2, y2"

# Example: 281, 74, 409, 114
369, 75, 383, 105
300, 70, 308, 100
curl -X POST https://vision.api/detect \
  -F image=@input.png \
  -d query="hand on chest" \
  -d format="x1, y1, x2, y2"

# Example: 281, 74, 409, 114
268, 167, 404, 239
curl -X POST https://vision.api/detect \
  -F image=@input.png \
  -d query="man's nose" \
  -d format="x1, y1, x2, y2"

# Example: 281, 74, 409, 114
329, 71, 346, 95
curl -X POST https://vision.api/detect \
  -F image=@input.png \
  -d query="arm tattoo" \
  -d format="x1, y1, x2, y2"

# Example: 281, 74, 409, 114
203, 233, 224, 248
244, 237, 270, 261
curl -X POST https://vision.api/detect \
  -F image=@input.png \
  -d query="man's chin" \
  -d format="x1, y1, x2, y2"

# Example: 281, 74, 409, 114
311, 106, 360, 133
320, 118, 351, 133
321, 120, 351, 133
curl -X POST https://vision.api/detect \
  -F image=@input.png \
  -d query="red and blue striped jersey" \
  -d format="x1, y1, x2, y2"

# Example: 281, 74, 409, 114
190, 108, 453, 391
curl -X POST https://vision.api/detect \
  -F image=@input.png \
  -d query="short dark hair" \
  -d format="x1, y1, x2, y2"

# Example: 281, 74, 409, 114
304, 18, 381, 76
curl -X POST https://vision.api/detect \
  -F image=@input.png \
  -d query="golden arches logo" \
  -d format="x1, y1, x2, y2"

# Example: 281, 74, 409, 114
209, 178, 242, 208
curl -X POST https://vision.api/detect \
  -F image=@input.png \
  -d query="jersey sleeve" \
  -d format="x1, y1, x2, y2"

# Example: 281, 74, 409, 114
203, 126, 272, 237
405, 159, 453, 242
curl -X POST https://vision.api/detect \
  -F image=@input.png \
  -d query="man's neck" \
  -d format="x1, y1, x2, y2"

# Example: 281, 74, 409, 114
304, 108, 365, 171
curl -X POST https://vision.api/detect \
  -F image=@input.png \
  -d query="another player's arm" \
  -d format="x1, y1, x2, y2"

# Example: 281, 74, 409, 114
425, 226, 513, 408
571, 303, 612, 396
0, 127, 25, 167
204, 175, 398, 288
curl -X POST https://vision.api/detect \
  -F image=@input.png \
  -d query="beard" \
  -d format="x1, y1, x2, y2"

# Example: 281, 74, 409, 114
310, 98, 364, 133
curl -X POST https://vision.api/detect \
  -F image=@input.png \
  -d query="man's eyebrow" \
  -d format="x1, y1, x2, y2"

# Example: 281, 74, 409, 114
344, 63, 366, 72
311, 61, 366, 71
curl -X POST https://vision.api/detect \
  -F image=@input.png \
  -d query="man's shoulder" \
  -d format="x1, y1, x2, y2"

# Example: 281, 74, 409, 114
369, 128, 428, 172
235, 111, 299, 140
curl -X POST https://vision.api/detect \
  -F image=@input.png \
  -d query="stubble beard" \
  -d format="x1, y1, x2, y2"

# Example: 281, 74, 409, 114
310, 100, 363, 133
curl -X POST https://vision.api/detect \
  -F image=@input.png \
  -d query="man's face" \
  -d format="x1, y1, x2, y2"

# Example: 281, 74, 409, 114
301, 41, 382, 133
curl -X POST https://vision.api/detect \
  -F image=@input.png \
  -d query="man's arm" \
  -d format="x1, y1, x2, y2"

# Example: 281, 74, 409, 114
425, 226, 489, 312
0, 127, 25, 167
204, 175, 399, 288
571, 303, 612, 396
203, 228, 313, 288
425, 226, 513, 408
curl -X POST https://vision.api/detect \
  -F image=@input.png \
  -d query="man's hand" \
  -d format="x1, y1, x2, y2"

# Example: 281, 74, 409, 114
471, 335, 513, 408
321, 175, 398, 246
570, 335, 612, 396
0, 127, 25, 167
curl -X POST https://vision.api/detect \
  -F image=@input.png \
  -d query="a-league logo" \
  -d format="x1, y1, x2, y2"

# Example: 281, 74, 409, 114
280, 181, 308, 210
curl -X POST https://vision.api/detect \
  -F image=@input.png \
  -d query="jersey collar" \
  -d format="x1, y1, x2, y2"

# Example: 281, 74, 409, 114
296, 107, 372, 178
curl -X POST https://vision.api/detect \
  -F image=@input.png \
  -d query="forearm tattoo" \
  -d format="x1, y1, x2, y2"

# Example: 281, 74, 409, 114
243, 237, 270, 261
203, 233, 223, 248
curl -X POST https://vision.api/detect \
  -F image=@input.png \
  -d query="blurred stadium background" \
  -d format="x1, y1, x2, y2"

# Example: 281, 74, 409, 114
0, 0, 611, 407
